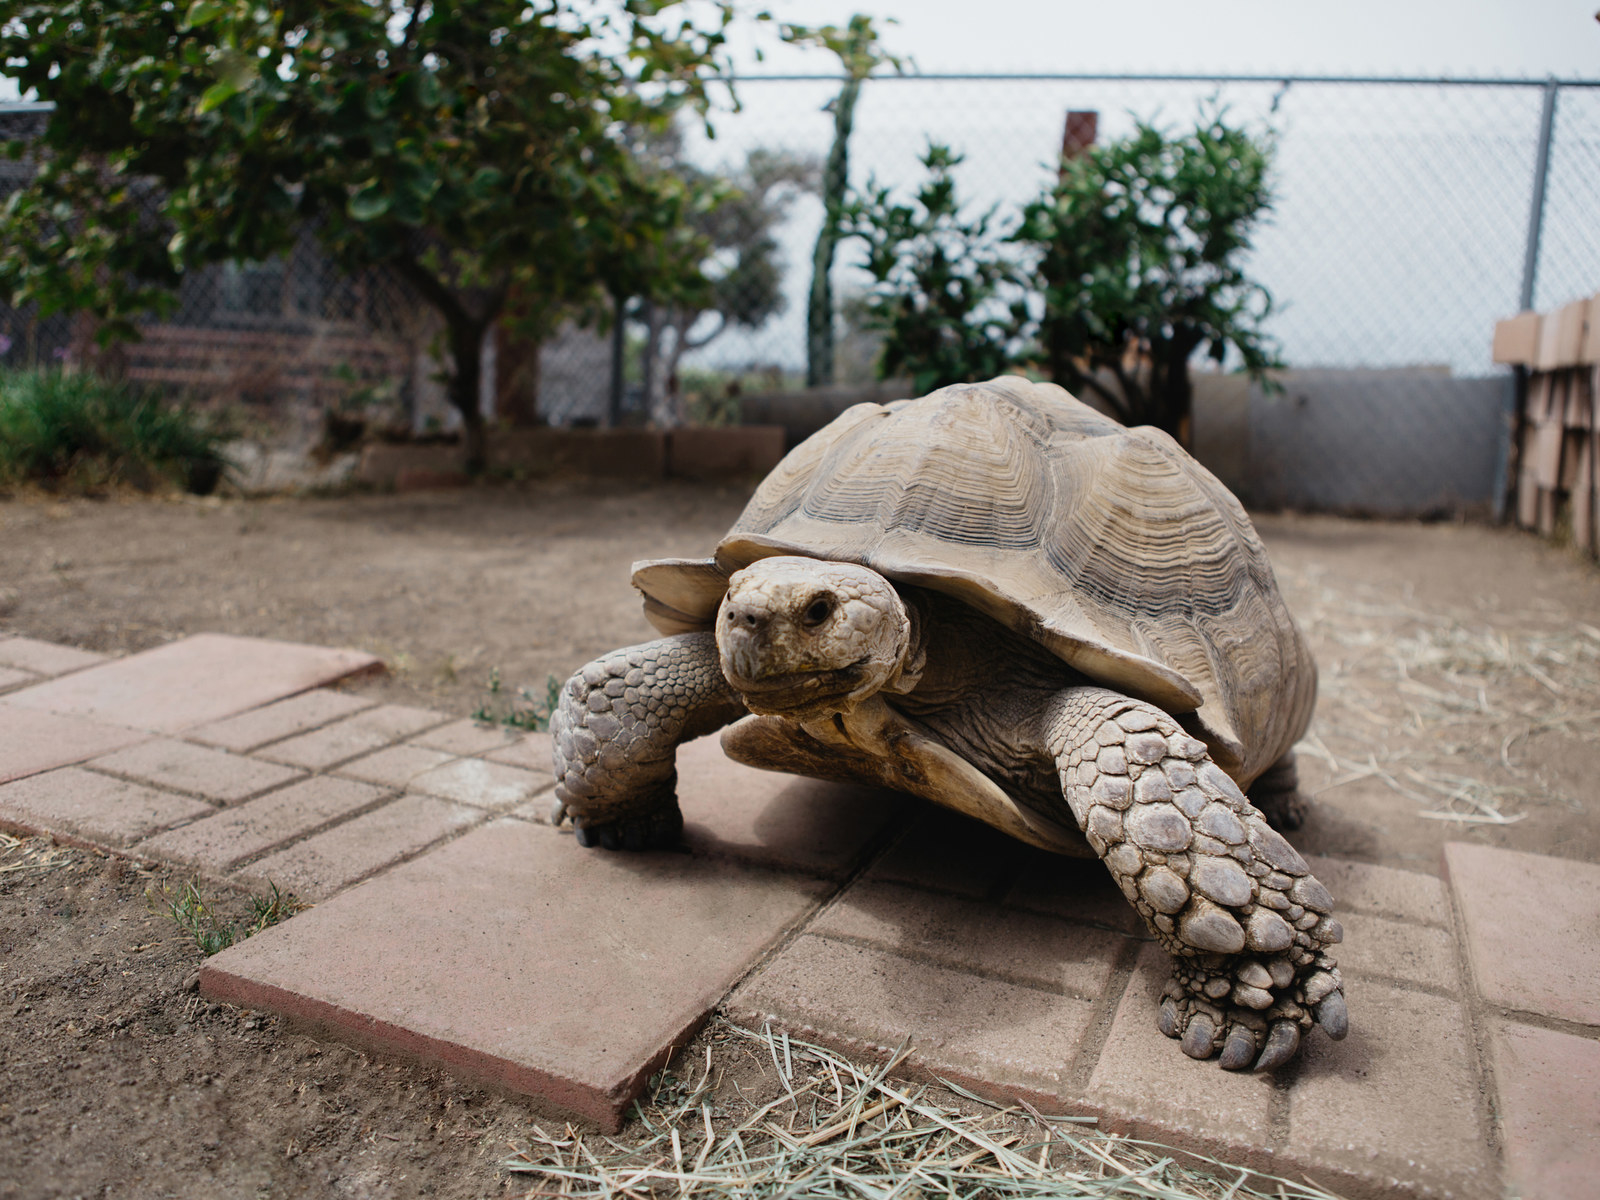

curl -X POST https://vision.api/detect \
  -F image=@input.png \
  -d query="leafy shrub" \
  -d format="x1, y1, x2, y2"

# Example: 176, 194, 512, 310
0, 369, 228, 493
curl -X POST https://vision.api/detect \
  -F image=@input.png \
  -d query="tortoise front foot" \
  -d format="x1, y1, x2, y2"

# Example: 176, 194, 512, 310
1051, 687, 1347, 1071
567, 793, 684, 851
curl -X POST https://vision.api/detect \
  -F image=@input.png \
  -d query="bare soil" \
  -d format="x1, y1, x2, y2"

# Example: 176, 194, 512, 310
1, 483, 1597, 1198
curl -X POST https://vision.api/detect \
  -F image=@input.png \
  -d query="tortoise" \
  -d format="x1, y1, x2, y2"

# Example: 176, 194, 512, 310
550, 377, 1346, 1071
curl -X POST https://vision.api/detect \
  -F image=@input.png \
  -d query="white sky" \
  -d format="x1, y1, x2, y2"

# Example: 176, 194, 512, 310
732, 0, 1600, 79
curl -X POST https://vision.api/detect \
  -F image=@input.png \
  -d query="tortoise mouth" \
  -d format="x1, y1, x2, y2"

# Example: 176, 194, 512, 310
724, 659, 871, 715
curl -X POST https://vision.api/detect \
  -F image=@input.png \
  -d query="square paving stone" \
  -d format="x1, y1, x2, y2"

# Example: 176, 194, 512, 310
675, 736, 907, 878
0, 637, 107, 677
200, 819, 829, 1131
728, 934, 1098, 1110
0, 705, 150, 785
239, 795, 483, 901
1283, 975, 1491, 1200
1086, 944, 1277, 1165
1306, 855, 1451, 928
810, 879, 1124, 999
188, 689, 377, 752
0, 665, 40, 692
1, 634, 380, 734
136, 776, 391, 871
406, 758, 554, 811
259, 705, 451, 770
1333, 911, 1460, 993
337, 744, 456, 789
1443, 841, 1600, 1025
1489, 1020, 1600, 1200
88, 738, 303, 804
0, 767, 214, 846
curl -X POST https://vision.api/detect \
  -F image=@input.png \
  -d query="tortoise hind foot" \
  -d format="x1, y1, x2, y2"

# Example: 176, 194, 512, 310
1248, 750, 1308, 832
566, 791, 684, 851
1050, 688, 1347, 1071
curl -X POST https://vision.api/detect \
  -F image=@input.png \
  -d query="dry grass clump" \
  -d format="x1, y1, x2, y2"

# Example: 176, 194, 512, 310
505, 1022, 1345, 1200
0, 831, 76, 875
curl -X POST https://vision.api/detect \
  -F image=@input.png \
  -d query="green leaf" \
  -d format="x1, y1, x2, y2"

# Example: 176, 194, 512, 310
347, 183, 390, 222
182, 0, 230, 31
197, 79, 239, 114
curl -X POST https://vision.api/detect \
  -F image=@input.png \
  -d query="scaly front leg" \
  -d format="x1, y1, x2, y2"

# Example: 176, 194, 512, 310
1044, 686, 1347, 1070
551, 633, 747, 850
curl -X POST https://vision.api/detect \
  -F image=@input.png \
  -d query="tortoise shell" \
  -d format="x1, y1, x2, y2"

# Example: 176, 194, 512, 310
634, 377, 1316, 786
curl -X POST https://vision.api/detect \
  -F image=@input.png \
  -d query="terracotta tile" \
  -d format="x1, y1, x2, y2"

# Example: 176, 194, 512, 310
336, 744, 456, 789
0, 705, 150, 785
728, 934, 1097, 1108
406, 757, 554, 811
1490, 1020, 1600, 1200
408, 718, 522, 757
810, 879, 1125, 999
1, 634, 379, 734
258, 705, 451, 770
201, 820, 828, 1131
0, 767, 213, 846
88, 738, 302, 804
188, 689, 377, 752
1444, 842, 1600, 1025
0, 637, 108, 676
240, 795, 483, 901
135, 776, 390, 871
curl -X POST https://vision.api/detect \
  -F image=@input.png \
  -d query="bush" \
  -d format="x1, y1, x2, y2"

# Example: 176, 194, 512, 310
0, 369, 228, 494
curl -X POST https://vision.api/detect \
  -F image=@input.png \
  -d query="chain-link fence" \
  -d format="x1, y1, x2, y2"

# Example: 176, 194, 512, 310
4, 75, 1599, 514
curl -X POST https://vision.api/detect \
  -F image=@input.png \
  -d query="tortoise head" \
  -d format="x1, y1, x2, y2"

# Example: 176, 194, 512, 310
716, 556, 916, 718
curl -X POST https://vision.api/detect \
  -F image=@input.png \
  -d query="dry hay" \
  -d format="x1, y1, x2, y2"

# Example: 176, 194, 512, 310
504, 1022, 1346, 1200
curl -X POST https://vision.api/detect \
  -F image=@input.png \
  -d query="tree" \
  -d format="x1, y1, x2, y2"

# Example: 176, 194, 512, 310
781, 15, 904, 388
1017, 106, 1283, 442
0, 0, 734, 470
843, 143, 1027, 395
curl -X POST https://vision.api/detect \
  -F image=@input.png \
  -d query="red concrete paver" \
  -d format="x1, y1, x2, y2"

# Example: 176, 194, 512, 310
258, 705, 450, 770
810, 879, 1124, 998
1086, 945, 1277, 1164
484, 732, 554, 772
868, 806, 1029, 899
88, 738, 303, 805
240, 795, 483, 901
201, 819, 829, 1131
676, 736, 906, 878
1, 634, 379, 734
1002, 848, 1145, 936
406, 757, 553, 811
135, 776, 390, 871
0, 767, 213, 846
408, 718, 522, 757
1489, 1019, 1600, 1200
728, 934, 1099, 1109
1334, 911, 1460, 992
336, 744, 456, 789
0, 705, 149, 785
1444, 842, 1600, 1025
1307, 855, 1451, 928
187, 689, 377, 752
0, 666, 40, 692
0, 636, 107, 676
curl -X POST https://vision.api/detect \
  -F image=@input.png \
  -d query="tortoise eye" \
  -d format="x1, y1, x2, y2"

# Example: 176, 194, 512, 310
802, 596, 833, 627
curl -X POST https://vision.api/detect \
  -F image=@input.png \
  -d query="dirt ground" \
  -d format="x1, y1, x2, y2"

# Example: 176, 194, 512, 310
1, 483, 1597, 1198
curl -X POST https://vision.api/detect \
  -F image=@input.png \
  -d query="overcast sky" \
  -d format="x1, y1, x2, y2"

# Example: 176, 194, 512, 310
732, 0, 1600, 79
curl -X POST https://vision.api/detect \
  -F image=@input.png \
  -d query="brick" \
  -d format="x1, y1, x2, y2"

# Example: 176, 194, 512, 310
1002, 846, 1145, 936
729, 934, 1097, 1108
675, 735, 906, 878
88, 738, 302, 804
135, 776, 389, 871
406, 757, 554, 811
0, 767, 213, 846
1305, 854, 1451, 928
1490, 1020, 1600, 1200
258, 705, 450, 770
1491, 311, 1540, 366
1, 634, 380, 734
1283, 976, 1490, 1198
0, 636, 107, 676
484, 731, 554, 772
0, 666, 40, 692
336, 744, 455, 789
869, 805, 1030, 899
810, 879, 1125, 999
188, 689, 377, 752
201, 819, 827, 1131
1535, 298, 1588, 370
408, 717, 523, 757
1444, 842, 1600, 1025
0, 705, 149, 785
1087, 945, 1276, 1160
1333, 912, 1460, 993
240, 794, 483, 901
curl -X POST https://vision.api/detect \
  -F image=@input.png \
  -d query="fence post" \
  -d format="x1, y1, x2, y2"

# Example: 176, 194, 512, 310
1518, 80, 1558, 312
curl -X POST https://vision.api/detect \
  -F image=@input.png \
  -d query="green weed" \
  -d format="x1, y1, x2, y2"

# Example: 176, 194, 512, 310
154, 878, 304, 956
472, 667, 563, 732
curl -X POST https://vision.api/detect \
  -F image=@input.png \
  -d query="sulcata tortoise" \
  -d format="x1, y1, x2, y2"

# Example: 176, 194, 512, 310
550, 377, 1345, 1072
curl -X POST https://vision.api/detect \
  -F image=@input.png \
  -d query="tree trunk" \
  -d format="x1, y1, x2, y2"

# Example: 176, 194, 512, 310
807, 77, 861, 388
448, 318, 488, 474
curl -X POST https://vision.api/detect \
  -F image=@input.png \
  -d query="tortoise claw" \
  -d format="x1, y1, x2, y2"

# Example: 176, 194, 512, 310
1255, 1021, 1301, 1071
1158, 996, 1182, 1039
1218, 1024, 1259, 1070
1181, 1014, 1217, 1060
1315, 991, 1349, 1040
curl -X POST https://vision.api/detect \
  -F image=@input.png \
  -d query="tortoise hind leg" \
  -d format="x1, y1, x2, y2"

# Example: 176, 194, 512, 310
1043, 686, 1346, 1071
1248, 750, 1307, 831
